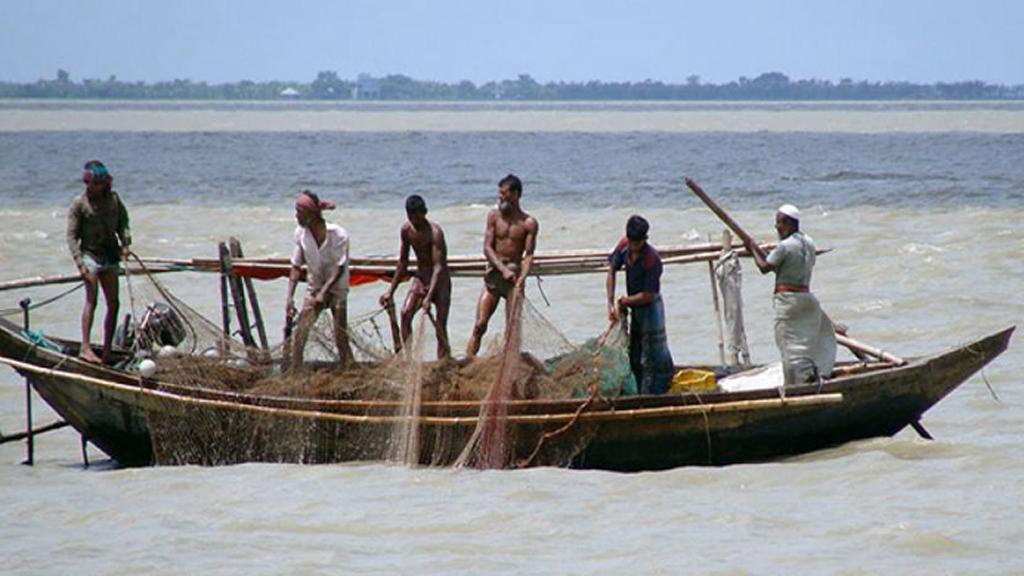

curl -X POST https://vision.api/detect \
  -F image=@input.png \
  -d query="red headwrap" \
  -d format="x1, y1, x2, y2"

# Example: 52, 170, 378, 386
295, 192, 335, 215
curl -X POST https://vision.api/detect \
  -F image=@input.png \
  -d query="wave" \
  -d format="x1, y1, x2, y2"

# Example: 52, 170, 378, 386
800, 170, 960, 183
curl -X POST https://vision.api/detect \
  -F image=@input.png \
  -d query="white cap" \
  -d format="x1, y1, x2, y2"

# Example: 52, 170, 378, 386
777, 204, 800, 220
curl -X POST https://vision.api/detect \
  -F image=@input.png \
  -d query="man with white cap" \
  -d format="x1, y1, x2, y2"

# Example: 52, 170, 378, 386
748, 204, 836, 385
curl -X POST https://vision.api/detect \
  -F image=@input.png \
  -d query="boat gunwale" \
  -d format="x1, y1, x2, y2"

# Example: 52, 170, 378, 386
1, 316, 1012, 416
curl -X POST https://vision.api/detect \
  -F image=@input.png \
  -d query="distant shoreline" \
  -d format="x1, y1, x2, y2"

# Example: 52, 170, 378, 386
3, 99, 1024, 106
3, 103, 1023, 133
4, 71, 1022, 102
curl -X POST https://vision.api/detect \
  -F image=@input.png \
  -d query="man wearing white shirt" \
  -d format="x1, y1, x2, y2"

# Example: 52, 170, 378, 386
285, 190, 353, 371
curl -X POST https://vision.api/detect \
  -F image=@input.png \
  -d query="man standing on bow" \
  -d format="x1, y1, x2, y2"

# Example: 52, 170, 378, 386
285, 190, 353, 370
67, 160, 131, 364
607, 215, 675, 395
748, 204, 836, 385
465, 174, 539, 358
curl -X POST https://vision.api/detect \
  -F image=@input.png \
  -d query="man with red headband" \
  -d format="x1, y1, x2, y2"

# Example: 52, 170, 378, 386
66, 160, 132, 364
285, 190, 353, 370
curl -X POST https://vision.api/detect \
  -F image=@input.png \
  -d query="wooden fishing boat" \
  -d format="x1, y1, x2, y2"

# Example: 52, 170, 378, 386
0, 316, 1012, 471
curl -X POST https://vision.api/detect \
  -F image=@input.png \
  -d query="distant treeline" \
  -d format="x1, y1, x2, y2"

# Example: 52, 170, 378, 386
2, 70, 1022, 100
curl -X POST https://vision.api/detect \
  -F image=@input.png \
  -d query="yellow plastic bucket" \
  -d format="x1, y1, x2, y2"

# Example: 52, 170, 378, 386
669, 369, 717, 394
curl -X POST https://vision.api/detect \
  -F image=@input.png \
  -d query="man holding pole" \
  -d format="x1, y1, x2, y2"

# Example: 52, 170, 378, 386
686, 177, 835, 386
748, 204, 836, 385
607, 215, 675, 395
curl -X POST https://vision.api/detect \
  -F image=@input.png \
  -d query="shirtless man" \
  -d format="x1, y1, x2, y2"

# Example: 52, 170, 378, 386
379, 194, 452, 358
465, 174, 539, 358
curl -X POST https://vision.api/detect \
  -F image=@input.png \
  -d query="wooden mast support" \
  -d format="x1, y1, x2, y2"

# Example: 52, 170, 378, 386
220, 241, 256, 350
217, 242, 232, 353
229, 238, 269, 354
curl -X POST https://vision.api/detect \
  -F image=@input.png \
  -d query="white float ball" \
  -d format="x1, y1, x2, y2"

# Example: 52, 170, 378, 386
137, 359, 157, 378
157, 345, 179, 358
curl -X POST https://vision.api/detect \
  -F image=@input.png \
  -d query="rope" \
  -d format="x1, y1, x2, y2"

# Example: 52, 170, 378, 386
125, 252, 202, 354
0, 282, 84, 317
981, 369, 1000, 402
963, 341, 1001, 403
534, 275, 551, 307
691, 390, 714, 464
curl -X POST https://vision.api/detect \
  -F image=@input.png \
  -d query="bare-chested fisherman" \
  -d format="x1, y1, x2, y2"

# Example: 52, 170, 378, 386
465, 174, 539, 358
379, 194, 452, 358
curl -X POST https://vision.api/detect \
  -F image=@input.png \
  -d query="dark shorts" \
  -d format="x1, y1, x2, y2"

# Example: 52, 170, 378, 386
484, 263, 518, 299
409, 273, 452, 305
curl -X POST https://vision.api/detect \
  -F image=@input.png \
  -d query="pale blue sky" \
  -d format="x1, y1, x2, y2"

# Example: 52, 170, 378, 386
2, 0, 1021, 84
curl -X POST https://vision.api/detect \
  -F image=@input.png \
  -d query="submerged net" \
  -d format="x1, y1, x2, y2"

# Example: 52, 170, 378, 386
118, 263, 636, 468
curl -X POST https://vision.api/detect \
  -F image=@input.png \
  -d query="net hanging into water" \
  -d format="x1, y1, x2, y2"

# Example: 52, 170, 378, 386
118, 266, 636, 468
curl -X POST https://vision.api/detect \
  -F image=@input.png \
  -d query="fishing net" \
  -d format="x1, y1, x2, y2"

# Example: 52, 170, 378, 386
117, 261, 637, 468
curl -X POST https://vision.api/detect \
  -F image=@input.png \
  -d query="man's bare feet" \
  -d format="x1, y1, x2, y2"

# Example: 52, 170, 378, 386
79, 346, 102, 364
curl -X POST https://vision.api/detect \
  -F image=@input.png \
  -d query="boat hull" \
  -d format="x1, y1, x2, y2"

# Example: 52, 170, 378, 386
0, 318, 1013, 471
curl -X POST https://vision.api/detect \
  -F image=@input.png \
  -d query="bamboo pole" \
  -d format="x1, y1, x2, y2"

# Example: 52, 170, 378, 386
685, 178, 763, 256
707, 233, 726, 365
830, 362, 891, 377
220, 242, 255, 349
230, 238, 269, 353
0, 421, 69, 445
0, 357, 843, 428
217, 242, 232, 352
136, 242, 780, 273
835, 334, 906, 366
0, 266, 180, 293
132, 242, 828, 286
